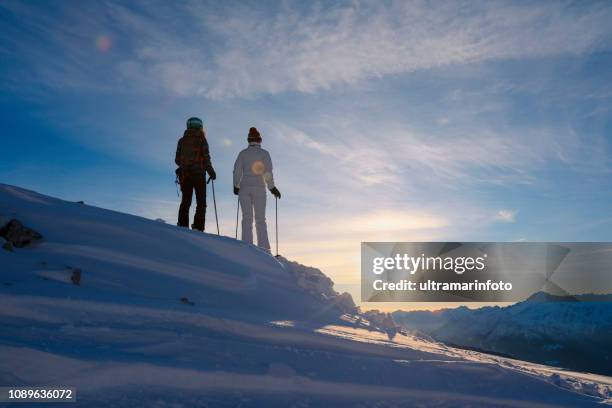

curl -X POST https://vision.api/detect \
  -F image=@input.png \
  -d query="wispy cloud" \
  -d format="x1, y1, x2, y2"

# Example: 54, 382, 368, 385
270, 118, 594, 196
193, 1, 612, 98
494, 209, 517, 223
3, 1, 612, 98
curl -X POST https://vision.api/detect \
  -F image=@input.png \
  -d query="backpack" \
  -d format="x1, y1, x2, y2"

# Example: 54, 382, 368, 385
178, 130, 206, 171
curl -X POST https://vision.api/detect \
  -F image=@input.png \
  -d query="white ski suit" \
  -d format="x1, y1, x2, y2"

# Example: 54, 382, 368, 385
233, 143, 275, 250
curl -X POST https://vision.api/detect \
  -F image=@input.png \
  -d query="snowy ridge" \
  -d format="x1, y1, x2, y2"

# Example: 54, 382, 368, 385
1, 184, 611, 407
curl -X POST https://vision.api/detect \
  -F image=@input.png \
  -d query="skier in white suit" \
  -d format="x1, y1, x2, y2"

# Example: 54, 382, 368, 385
233, 127, 281, 250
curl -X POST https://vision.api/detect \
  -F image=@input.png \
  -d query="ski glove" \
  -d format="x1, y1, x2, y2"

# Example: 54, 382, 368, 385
206, 166, 217, 180
270, 187, 281, 199
233, 186, 240, 195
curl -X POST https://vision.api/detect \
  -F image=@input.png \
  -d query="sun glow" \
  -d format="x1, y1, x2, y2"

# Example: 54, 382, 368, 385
347, 210, 448, 233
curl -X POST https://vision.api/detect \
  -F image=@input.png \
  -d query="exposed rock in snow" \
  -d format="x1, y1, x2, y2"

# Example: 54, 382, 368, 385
0, 219, 42, 248
70, 268, 81, 286
180, 297, 195, 306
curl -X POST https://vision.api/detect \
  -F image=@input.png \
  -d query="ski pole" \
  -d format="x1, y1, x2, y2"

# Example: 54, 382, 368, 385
210, 179, 220, 236
235, 196, 240, 239
275, 196, 279, 257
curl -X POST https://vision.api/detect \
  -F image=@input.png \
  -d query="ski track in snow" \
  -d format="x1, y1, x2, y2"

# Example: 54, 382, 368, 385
1, 184, 611, 407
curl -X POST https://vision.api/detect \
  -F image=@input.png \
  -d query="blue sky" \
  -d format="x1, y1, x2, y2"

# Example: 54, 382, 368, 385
1, 1, 611, 309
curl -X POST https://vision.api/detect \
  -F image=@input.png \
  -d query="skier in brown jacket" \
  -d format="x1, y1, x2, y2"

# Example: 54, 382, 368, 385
175, 117, 216, 231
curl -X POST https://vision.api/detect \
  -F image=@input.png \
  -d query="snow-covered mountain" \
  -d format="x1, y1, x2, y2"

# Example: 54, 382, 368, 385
393, 293, 612, 376
1, 184, 611, 407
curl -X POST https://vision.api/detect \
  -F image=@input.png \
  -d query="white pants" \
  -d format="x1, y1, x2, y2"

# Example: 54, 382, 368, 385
239, 186, 270, 250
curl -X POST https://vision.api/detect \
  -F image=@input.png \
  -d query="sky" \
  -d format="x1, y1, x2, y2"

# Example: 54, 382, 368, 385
1, 0, 611, 311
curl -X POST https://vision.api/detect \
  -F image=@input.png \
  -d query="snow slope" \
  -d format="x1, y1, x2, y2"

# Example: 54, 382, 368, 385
1, 184, 611, 407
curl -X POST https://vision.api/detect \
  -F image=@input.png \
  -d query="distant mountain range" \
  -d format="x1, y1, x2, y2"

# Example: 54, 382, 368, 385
393, 292, 612, 376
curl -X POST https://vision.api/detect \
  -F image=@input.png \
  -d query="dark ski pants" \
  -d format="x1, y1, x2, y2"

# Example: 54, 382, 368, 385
178, 171, 206, 231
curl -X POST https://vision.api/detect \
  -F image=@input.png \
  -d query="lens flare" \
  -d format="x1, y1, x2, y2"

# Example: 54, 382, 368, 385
96, 35, 112, 52
251, 160, 265, 175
